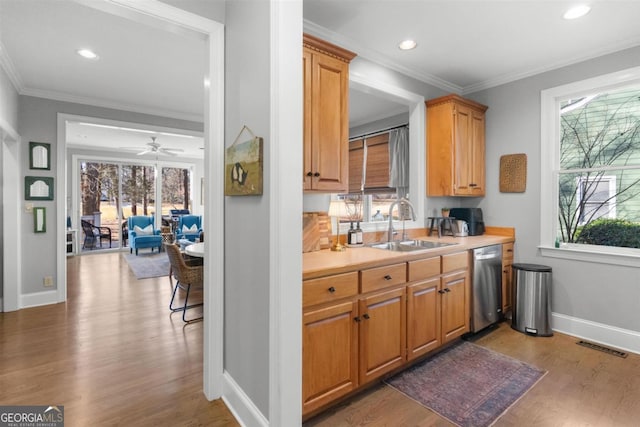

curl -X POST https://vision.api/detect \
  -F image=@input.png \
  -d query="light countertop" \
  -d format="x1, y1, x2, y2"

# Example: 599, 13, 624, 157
303, 234, 514, 280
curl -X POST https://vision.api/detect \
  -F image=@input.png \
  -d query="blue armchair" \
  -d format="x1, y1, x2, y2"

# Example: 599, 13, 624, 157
176, 215, 202, 242
128, 216, 162, 255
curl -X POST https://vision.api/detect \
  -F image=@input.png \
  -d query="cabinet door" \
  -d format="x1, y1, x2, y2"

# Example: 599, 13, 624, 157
441, 270, 469, 343
303, 48, 313, 190
453, 104, 473, 195
502, 262, 513, 313
407, 278, 441, 360
359, 287, 406, 384
303, 300, 358, 414
310, 52, 349, 192
469, 110, 485, 195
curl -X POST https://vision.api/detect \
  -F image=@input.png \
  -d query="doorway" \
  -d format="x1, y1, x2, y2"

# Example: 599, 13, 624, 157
55, 3, 224, 401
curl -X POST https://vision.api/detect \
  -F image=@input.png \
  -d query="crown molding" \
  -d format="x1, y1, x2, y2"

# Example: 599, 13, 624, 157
303, 20, 462, 95
21, 87, 203, 123
0, 41, 24, 93
463, 37, 640, 95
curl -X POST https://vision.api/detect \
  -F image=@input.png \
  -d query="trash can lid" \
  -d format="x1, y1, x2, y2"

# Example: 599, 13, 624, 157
512, 263, 552, 272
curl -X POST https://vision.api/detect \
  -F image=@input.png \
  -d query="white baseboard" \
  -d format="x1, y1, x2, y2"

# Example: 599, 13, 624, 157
20, 290, 59, 309
552, 312, 640, 355
222, 371, 269, 427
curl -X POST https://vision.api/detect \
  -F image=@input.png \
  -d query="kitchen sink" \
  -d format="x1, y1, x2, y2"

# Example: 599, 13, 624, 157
369, 240, 458, 252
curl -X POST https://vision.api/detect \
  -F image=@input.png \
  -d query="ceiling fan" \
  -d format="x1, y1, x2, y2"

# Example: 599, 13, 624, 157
126, 136, 184, 156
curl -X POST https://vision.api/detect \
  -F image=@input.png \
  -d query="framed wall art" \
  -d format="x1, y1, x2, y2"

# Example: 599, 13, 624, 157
225, 125, 264, 196
25, 176, 54, 200
34, 207, 46, 233
29, 142, 51, 170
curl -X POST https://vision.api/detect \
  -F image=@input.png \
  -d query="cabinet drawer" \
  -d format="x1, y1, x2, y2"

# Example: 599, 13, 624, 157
360, 263, 407, 293
408, 257, 440, 282
442, 251, 469, 273
303, 272, 358, 307
503, 243, 514, 261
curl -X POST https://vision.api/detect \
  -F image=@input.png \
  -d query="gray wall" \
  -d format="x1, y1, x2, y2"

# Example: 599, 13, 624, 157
17, 95, 202, 295
224, 0, 271, 417
467, 45, 640, 332
1, 65, 19, 302
160, 0, 225, 23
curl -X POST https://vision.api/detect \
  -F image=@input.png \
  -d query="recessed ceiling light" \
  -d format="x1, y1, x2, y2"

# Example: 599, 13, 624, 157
76, 49, 99, 60
563, 5, 591, 20
398, 39, 417, 50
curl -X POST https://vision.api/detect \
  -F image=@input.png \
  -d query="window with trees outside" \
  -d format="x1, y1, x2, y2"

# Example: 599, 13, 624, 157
541, 67, 640, 264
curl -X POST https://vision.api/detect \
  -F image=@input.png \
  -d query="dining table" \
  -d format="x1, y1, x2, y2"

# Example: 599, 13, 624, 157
184, 242, 204, 258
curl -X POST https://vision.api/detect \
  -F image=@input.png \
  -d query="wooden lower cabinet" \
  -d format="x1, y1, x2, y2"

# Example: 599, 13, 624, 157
358, 287, 406, 383
302, 300, 358, 414
502, 242, 514, 314
407, 277, 441, 360
303, 250, 471, 416
441, 270, 469, 343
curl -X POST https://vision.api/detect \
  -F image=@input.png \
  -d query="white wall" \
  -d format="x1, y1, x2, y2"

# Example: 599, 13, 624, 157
17, 95, 203, 297
467, 45, 640, 342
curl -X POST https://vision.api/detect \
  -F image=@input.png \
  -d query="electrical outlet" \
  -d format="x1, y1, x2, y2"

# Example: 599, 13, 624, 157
43, 276, 54, 287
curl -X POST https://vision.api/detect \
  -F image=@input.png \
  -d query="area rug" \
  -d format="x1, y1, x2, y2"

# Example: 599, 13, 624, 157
385, 341, 546, 427
123, 251, 170, 279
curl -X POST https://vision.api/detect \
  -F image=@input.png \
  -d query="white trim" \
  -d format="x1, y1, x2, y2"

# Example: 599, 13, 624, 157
347, 72, 426, 236
270, 1, 303, 425
0, 40, 24, 93
552, 312, 640, 355
55, 0, 225, 404
2, 131, 21, 312
540, 245, 640, 268
222, 372, 269, 427
540, 66, 640, 257
21, 290, 59, 309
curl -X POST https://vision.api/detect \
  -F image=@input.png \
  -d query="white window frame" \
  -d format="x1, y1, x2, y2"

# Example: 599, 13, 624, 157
576, 175, 616, 226
540, 66, 640, 267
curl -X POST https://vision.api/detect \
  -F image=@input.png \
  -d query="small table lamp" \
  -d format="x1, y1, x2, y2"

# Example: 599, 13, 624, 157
328, 199, 347, 252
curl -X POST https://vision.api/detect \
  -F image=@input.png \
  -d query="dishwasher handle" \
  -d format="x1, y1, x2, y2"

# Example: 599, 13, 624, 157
475, 253, 501, 260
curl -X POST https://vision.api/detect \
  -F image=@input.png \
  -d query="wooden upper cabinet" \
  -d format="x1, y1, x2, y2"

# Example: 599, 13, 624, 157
426, 94, 488, 197
303, 34, 356, 192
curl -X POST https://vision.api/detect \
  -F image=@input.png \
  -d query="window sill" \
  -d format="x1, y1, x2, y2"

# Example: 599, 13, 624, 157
539, 244, 640, 268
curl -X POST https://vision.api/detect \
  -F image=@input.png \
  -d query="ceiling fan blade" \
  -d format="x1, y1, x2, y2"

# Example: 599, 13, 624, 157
157, 148, 178, 156
136, 149, 152, 156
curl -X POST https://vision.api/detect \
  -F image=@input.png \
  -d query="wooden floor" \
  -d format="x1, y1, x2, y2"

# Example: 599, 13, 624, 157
0, 252, 239, 427
3, 254, 640, 426
305, 323, 640, 427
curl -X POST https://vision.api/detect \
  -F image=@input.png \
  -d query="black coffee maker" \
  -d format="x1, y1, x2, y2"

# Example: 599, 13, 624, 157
449, 208, 485, 236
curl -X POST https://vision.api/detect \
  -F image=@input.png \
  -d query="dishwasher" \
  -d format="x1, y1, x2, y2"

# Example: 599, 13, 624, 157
471, 245, 503, 333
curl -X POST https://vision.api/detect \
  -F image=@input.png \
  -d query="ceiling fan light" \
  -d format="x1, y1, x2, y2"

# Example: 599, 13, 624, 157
398, 39, 417, 50
563, 5, 591, 20
77, 48, 99, 60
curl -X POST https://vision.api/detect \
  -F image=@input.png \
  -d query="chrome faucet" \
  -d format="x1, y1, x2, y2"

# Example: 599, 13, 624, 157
387, 197, 417, 242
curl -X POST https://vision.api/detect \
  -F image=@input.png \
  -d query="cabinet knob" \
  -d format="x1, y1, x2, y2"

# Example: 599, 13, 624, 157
469, 183, 477, 187
503, 270, 508, 273
444, 288, 451, 293
363, 313, 370, 320
313, 172, 320, 177
328, 286, 336, 293
438, 289, 446, 294
354, 316, 361, 322
384, 275, 392, 281
306, 171, 313, 177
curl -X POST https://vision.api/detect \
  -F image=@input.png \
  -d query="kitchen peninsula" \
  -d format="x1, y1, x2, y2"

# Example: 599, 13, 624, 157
302, 230, 514, 417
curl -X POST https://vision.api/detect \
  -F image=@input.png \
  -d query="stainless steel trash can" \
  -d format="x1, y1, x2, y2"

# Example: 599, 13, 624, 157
511, 263, 553, 336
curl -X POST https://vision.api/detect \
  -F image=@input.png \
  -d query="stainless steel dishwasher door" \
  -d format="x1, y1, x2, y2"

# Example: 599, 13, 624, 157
472, 245, 503, 333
